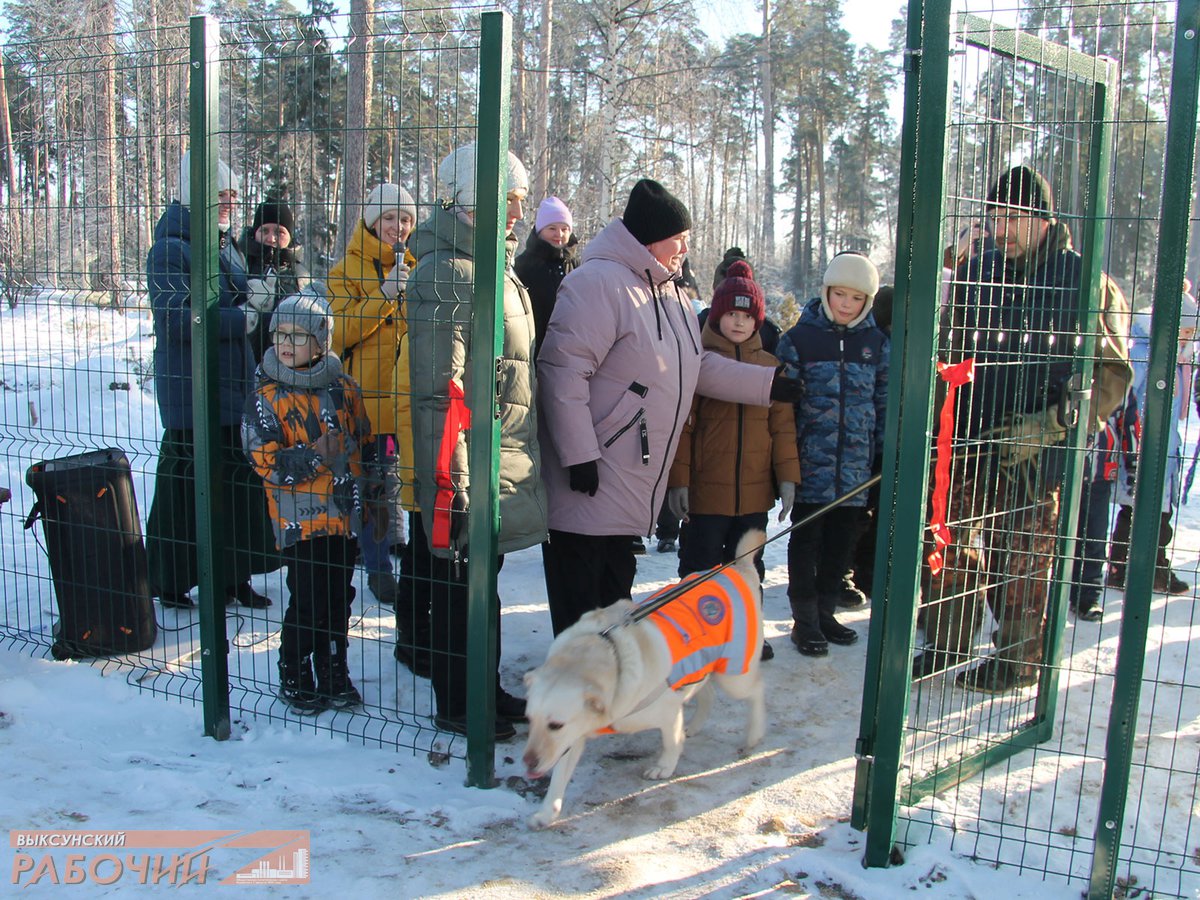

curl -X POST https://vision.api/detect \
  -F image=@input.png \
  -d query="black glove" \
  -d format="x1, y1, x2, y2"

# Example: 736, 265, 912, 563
770, 368, 805, 404
449, 490, 469, 546
568, 460, 599, 497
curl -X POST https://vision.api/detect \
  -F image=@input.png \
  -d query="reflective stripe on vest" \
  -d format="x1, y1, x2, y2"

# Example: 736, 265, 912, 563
639, 568, 759, 690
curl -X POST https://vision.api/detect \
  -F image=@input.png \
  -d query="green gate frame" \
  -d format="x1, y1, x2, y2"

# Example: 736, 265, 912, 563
851, 0, 1117, 869
1090, 5, 1200, 897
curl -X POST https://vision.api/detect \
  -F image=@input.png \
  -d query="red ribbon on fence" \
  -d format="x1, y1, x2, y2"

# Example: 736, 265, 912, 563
927, 359, 974, 576
431, 378, 471, 550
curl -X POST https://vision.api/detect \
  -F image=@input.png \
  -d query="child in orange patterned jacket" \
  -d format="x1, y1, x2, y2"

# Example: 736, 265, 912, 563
242, 286, 380, 714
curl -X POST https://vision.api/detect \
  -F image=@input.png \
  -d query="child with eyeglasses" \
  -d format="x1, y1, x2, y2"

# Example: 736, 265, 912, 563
242, 285, 382, 714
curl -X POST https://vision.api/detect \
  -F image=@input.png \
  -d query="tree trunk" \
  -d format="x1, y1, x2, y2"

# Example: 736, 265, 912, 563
340, 0, 374, 256
512, 0, 527, 156
597, 3, 618, 216
532, 0, 553, 200
0, 46, 18, 203
94, 1, 122, 305
760, 0, 775, 259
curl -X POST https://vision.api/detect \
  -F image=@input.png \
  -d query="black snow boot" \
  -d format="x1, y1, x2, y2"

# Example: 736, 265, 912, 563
314, 637, 363, 710
394, 607, 433, 679
789, 595, 828, 657
818, 594, 859, 646
278, 657, 323, 715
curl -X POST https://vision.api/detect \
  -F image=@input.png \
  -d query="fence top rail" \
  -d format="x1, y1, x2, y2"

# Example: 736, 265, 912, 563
956, 12, 1121, 86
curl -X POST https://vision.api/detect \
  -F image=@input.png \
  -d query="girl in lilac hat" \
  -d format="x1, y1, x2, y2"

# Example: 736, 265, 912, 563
514, 195, 580, 354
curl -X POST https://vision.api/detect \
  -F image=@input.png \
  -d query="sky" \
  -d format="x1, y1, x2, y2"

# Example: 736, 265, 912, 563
697, 0, 904, 49
1, 288, 1196, 896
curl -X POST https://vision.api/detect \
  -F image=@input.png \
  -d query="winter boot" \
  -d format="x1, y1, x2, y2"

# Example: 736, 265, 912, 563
911, 648, 965, 680
1153, 567, 1190, 595
228, 581, 272, 608
368, 571, 399, 607
818, 594, 859, 646
394, 585, 433, 679
278, 657, 323, 715
314, 636, 363, 710
789, 595, 828, 657
838, 573, 868, 608
158, 592, 194, 609
955, 655, 1038, 693
496, 687, 528, 722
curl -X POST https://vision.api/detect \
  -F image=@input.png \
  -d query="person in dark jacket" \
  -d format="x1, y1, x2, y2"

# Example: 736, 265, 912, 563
775, 252, 887, 657
239, 198, 311, 363
145, 151, 278, 610
915, 165, 1131, 692
513, 195, 579, 353
713, 246, 749, 291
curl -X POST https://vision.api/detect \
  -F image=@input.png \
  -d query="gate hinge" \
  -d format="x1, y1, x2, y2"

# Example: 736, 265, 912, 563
495, 359, 503, 420
903, 47, 922, 73
855, 737, 874, 761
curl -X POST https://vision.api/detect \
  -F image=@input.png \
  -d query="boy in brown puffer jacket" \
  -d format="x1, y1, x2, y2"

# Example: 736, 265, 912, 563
666, 260, 801, 659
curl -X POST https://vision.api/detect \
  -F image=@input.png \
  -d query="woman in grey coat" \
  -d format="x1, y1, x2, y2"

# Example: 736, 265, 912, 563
407, 143, 547, 738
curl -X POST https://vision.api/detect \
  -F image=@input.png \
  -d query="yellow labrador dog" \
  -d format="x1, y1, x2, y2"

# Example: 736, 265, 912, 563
522, 530, 767, 828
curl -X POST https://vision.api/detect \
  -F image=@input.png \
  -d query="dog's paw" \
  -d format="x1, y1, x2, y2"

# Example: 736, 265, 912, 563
529, 809, 558, 829
643, 763, 677, 780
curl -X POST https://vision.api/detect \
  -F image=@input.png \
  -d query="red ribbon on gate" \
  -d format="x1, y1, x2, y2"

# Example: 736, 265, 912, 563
927, 359, 974, 576
431, 378, 471, 550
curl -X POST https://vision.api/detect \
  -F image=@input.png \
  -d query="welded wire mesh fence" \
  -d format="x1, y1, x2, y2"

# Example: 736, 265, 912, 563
857, 1, 1200, 897
0, 7, 504, 763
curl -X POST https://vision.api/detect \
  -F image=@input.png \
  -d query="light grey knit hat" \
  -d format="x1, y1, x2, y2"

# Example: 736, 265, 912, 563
271, 283, 333, 353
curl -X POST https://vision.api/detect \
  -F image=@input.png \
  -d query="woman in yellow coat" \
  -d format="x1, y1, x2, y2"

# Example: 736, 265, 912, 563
327, 183, 417, 606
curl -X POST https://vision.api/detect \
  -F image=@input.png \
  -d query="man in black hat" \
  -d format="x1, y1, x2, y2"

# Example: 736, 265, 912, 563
915, 164, 1131, 692
537, 178, 804, 635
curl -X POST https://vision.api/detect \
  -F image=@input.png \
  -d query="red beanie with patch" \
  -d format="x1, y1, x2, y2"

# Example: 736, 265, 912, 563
710, 260, 765, 331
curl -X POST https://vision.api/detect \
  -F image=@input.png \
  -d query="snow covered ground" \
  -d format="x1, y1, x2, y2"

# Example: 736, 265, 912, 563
0, 292, 1195, 897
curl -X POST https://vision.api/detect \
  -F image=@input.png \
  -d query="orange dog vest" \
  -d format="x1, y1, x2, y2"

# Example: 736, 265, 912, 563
639, 568, 760, 690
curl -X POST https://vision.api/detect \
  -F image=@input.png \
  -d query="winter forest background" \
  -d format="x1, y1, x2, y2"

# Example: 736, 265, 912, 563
0, 0, 1194, 321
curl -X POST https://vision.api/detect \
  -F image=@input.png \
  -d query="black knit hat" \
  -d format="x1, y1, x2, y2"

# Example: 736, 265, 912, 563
252, 199, 296, 235
986, 166, 1056, 222
622, 178, 692, 246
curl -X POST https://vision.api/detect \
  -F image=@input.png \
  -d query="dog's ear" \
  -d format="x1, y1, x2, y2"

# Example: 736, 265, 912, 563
584, 687, 608, 719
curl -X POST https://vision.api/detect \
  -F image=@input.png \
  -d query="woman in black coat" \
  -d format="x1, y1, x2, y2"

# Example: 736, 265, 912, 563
239, 199, 311, 362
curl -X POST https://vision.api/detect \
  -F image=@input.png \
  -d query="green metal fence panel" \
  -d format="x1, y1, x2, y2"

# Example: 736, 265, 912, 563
0, 7, 512, 768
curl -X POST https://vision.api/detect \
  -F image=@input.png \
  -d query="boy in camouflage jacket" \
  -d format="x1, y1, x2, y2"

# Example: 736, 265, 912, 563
242, 287, 380, 714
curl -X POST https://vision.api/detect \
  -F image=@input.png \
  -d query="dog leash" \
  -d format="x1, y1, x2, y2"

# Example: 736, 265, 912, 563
602, 474, 882, 635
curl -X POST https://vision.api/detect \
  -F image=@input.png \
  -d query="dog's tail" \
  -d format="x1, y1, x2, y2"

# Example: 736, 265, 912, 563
732, 529, 767, 583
